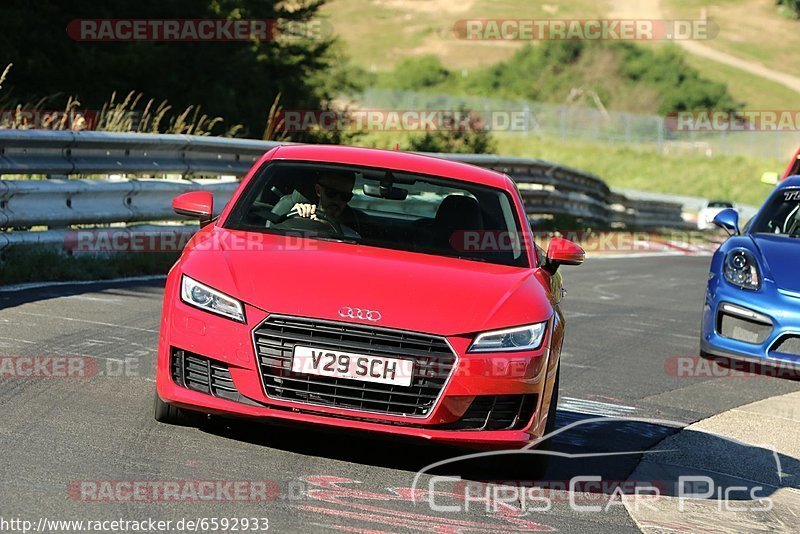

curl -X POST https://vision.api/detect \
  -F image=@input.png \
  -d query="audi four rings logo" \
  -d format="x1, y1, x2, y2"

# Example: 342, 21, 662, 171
338, 306, 382, 322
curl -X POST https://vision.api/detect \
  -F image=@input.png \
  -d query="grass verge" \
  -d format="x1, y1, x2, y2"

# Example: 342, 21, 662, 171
492, 134, 783, 206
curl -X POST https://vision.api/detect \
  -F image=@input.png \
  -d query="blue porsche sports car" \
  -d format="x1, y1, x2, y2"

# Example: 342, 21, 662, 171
701, 176, 800, 372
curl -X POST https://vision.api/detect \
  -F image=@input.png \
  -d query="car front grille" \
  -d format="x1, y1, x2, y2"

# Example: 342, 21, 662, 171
171, 348, 256, 405
438, 395, 537, 430
253, 315, 457, 417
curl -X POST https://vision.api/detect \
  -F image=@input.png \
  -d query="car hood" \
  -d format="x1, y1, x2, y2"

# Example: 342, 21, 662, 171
182, 228, 552, 336
751, 234, 800, 292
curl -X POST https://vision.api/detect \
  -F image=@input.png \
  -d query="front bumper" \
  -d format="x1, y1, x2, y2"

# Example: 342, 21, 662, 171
156, 277, 560, 448
701, 274, 800, 372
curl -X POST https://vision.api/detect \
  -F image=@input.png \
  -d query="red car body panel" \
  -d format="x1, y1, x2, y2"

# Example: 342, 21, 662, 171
156, 145, 573, 448
781, 146, 800, 180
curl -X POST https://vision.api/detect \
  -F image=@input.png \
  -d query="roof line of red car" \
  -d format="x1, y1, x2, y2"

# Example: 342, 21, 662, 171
267, 144, 516, 191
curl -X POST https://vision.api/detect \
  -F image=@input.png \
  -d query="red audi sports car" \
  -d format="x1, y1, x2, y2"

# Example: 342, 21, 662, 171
154, 145, 584, 448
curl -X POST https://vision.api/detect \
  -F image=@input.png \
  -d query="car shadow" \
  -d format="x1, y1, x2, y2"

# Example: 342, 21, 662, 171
0, 278, 166, 310
197, 408, 799, 499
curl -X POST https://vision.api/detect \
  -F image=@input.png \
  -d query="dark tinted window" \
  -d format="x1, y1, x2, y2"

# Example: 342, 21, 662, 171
750, 188, 800, 236
224, 162, 529, 267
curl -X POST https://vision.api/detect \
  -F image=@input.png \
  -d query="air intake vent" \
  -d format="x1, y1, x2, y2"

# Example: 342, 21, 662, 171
770, 335, 800, 357
718, 312, 771, 344
171, 348, 256, 405
439, 395, 537, 430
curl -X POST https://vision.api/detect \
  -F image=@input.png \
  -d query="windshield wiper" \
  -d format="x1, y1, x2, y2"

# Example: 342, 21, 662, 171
454, 255, 491, 263
315, 236, 359, 245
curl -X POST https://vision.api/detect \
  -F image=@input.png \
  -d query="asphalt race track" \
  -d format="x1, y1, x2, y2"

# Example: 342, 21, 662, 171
1, 256, 798, 533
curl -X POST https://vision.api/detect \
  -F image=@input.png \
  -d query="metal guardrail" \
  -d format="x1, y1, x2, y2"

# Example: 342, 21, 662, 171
0, 130, 690, 251
0, 178, 237, 228
615, 188, 759, 224
0, 130, 278, 176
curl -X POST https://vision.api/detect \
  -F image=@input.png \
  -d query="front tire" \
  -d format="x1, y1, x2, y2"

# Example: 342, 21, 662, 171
519, 365, 560, 480
538, 365, 561, 450
153, 392, 202, 426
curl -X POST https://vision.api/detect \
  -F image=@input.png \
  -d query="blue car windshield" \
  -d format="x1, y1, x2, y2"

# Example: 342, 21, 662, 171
751, 188, 800, 237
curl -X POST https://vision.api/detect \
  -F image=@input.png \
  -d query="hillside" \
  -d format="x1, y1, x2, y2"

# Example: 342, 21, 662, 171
321, 0, 800, 110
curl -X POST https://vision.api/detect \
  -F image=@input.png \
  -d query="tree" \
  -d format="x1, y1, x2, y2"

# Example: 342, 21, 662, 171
405, 109, 497, 154
0, 0, 344, 137
777, 0, 800, 17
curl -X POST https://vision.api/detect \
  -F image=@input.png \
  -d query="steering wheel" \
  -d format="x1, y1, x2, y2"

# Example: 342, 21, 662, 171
275, 209, 342, 234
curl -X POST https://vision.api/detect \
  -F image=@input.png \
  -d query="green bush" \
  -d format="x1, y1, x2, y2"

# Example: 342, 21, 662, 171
381, 55, 451, 90
405, 127, 496, 154
616, 43, 739, 113
379, 41, 740, 115
404, 108, 497, 154
777, 0, 800, 17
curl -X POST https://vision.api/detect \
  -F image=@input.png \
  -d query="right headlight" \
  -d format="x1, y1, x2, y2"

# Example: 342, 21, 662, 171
723, 249, 761, 290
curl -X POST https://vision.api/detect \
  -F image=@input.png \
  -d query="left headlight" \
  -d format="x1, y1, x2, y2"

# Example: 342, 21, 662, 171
723, 249, 761, 291
181, 275, 246, 323
468, 322, 547, 353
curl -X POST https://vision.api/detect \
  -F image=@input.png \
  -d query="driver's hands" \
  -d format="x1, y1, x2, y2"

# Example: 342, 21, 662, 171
291, 203, 318, 220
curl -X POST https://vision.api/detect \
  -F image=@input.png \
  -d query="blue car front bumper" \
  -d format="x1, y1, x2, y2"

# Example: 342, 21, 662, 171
701, 273, 800, 370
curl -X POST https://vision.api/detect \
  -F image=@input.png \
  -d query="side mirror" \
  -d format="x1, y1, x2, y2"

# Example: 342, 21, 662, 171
760, 171, 779, 186
545, 237, 585, 274
173, 191, 213, 227
712, 208, 740, 236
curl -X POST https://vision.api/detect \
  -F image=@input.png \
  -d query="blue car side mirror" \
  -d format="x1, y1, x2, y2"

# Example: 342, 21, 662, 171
713, 208, 740, 236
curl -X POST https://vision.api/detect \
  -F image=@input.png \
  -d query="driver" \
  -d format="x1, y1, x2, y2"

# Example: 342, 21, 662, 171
291, 170, 355, 224
272, 169, 361, 235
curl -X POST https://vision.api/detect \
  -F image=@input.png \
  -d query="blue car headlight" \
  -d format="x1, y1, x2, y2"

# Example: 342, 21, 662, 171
723, 249, 761, 291
180, 275, 246, 323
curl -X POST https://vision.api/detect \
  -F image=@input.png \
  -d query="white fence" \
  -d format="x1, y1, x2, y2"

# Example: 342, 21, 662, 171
357, 89, 800, 160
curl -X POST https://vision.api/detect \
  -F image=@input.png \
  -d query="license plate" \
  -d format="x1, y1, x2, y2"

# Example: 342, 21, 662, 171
291, 346, 414, 387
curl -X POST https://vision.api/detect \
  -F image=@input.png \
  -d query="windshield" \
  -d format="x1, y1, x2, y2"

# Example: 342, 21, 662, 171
750, 188, 800, 237
223, 161, 529, 267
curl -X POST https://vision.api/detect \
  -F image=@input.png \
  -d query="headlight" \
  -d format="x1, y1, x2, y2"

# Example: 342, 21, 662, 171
180, 275, 246, 322
468, 322, 547, 353
723, 249, 761, 290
